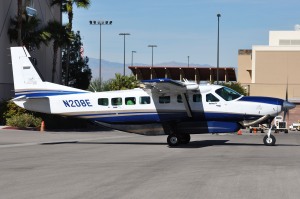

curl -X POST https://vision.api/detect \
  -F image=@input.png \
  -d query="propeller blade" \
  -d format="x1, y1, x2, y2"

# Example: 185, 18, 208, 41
283, 109, 287, 121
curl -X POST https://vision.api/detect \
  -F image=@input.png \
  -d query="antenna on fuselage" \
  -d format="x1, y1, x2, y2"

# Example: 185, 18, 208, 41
89, 84, 97, 92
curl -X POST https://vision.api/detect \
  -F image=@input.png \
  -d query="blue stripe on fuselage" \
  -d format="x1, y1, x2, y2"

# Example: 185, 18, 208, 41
238, 96, 283, 106
15, 90, 87, 98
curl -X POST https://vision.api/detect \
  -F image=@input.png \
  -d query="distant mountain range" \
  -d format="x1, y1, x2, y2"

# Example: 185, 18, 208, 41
88, 58, 213, 80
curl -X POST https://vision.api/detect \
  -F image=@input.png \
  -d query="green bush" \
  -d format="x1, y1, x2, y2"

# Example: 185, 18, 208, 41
6, 113, 42, 128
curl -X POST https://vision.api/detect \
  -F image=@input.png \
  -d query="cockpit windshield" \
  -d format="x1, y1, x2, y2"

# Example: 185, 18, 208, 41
215, 87, 242, 101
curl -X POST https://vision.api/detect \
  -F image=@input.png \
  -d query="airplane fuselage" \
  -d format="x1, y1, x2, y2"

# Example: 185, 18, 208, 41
15, 86, 283, 135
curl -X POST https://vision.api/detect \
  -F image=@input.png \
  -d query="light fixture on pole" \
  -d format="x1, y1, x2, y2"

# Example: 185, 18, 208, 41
131, 51, 136, 67
148, 45, 157, 67
119, 33, 130, 76
217, 13, 221, 85
89, 20, 112, 85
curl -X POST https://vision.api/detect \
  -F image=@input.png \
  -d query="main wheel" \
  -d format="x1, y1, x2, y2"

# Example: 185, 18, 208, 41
179, 134, 191, 144
167, 134, 180, 147
263, 134, 276, 146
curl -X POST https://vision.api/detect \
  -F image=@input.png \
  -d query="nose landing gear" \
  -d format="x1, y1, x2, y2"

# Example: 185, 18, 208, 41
263, 126, 276, 146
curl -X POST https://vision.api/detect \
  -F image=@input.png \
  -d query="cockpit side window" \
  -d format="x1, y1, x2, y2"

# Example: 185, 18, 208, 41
215, 87, 241, 101
206, 93, 219, 102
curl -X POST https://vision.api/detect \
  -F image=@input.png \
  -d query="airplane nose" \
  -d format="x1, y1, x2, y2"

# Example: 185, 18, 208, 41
283, 100, 296, 110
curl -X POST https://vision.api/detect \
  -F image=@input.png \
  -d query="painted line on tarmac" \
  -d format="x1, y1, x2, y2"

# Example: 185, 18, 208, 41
0, 135, 138, 148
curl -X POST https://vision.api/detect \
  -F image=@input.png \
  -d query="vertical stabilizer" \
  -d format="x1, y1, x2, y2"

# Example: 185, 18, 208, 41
10, 47, 43, 92
10, 47, 88, 98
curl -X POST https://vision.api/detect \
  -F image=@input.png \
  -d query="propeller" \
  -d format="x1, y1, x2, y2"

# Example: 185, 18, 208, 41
283, 77, 295, 122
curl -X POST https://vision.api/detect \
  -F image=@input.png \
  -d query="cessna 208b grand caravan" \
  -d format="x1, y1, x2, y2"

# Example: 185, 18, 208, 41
10, 46, 295, 146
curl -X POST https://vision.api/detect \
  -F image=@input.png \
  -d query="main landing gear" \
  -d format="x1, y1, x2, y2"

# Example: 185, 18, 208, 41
263, 126, 276, 146
167, 134, 191, 147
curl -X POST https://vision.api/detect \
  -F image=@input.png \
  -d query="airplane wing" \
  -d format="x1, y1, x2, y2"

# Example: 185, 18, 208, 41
141, 78, 198, 94
141, 79, 199, 117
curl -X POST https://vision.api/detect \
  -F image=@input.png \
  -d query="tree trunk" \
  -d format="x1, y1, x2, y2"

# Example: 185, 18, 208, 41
65, 1, 73, 86
52, 43, 58, 82
17, 0, 23, 46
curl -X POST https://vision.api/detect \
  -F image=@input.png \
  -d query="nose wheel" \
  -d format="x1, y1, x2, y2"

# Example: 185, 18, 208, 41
263, 127, 276, 146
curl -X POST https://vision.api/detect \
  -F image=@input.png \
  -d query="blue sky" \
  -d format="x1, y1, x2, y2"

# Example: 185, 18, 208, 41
69, 0, 300, 68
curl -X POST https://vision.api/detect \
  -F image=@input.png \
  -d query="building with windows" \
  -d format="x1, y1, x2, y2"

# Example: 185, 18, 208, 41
0, 0, 61, 100
238, 28, 300, 124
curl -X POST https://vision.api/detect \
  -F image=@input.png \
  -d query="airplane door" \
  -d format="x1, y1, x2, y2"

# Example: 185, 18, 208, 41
205, 93, 226, 112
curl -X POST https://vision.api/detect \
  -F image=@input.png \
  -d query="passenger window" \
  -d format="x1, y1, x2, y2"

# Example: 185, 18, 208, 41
111, 97, 122, 106
125, 97, 136, 105
140, 96, 151, 104
177, 95, 182, 103
98, 98, 109, 106
193, 94, 202, 102
206, 93, 219, 102
159, 96, 170, 104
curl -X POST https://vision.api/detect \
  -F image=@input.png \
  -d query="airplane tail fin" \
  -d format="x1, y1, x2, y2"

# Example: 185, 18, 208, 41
10, 46, 88, 98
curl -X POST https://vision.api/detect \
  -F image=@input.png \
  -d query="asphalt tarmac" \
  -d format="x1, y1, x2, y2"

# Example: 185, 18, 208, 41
1, 128, 300, 199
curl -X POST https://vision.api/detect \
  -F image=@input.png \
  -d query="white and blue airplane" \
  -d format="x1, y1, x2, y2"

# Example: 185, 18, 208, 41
10, 46, 295, 146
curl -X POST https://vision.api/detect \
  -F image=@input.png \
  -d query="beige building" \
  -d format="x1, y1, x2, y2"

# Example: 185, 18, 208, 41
0, 0, 61, 100
238, 29, 300, 124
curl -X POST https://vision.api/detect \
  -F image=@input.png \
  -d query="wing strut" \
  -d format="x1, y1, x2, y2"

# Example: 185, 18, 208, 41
181, 93, 193, 118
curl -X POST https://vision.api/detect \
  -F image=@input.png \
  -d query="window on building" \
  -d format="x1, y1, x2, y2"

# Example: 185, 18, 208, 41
140, 96, 151, 104
125, 97, 136, 105
111, 97, 122, 106
98, 98, 109, 106
159, 96, 171, 104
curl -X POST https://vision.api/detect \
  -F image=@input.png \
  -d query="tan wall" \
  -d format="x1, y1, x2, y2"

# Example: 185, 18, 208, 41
254, 51, 300, 100
237, 53, 252, 84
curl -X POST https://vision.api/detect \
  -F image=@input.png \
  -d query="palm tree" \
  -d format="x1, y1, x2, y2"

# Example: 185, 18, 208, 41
45, 20, 73, 82
109, 74, 139, 91
8, 13, 50, 51
51, 0, 90, 85
17, 0, 22, 45
51, 0, 90, 31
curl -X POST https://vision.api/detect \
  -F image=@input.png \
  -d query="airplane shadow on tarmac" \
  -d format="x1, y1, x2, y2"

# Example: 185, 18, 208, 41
41, 140, 300, 148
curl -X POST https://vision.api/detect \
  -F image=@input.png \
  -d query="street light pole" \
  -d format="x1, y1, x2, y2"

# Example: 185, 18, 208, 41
89, 20, 112, 85
217, 13, 221, 85
188, 56, 190, 67
148, 45, 157, 67
131, 51, 136, 67
119, 33, 130, 76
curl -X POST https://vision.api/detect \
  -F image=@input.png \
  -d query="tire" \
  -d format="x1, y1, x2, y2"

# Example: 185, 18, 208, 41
284, 130, 288, 134
250, 129, 252, 133
179, 134, 191, 144
263, 134, 276, 146
167, 134, 180, 147
261, 130, 264, 133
